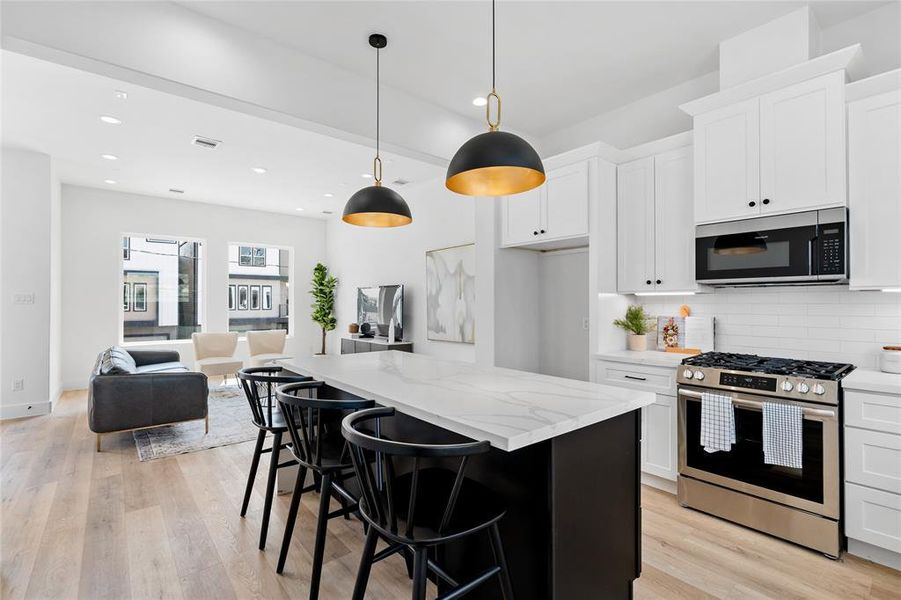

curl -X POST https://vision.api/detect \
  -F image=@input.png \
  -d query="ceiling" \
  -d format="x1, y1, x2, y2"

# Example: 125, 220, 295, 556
0, 51, 442, 218
180, 0, 890, 138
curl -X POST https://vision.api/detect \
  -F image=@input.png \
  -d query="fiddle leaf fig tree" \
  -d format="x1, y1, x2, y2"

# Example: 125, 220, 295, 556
310, 263, 338, 355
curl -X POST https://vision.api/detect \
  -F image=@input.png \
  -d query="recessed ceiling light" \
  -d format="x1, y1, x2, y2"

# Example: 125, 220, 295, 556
101, 154, 118, 161
104, 179, 117, 185
472, 96, 487, 107
296, 207, 304, 211
323, 193, 333, 198
361, 173, 372, 179
99, 115, 122, 125
114, 90, 128, 100
251, 167, 267, 174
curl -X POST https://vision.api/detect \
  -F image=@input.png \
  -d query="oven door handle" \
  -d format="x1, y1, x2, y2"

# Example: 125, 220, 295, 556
678, 388, 836, 421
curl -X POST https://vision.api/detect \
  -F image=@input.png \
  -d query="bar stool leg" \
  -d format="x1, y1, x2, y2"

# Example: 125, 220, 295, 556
241, 429, 266, 517
276, 465, 307, 574
411, 547, 429, 600
352, 526, 379, 600
259, 430, 282, 550
489, 523, 515, 600
309, 472, 333, 600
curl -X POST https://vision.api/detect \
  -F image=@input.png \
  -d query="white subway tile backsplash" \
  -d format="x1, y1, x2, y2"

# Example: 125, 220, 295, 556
633, 285, 901, 369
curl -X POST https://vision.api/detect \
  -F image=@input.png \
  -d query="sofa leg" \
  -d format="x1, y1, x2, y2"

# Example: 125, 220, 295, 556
96, 434, 102, 452
205, 415, 209, 434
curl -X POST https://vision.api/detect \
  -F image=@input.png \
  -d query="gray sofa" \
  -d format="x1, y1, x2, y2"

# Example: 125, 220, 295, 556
88, 348, 209, 451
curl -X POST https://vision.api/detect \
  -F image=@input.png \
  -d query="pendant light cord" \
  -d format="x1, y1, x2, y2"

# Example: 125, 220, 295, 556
372, 45, 383, 184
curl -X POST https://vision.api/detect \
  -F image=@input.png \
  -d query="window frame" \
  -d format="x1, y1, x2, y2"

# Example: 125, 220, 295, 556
119, 232, 207, 346
262, 285, 272, 311
228, 284, 236, 311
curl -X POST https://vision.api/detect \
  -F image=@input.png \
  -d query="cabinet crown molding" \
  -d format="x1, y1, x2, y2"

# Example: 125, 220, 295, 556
679, 44, 861, 116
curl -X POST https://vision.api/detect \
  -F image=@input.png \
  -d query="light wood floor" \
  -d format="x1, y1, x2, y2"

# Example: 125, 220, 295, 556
2, 391, 899, 600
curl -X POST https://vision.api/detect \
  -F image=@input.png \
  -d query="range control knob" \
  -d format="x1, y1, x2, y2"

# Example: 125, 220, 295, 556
797, 382, 809, 394
682, 369, 694, 380
781, 380, 794, 392
813, 383, 826, 395
693, 370, 705, 381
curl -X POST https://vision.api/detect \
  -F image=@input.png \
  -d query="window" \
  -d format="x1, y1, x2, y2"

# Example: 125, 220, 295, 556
238, 245, 268, 267
122, 236, 203, 342
228, 244, 290, 335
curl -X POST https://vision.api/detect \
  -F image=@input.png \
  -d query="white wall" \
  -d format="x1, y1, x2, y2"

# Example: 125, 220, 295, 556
326, 176, 476, 362
49, 163, 62, 404
1, 148, 53, 417
629, 286, 901, 370
820, 2, 901, 78
539, 249, 589, 381
60, 185, 326, 389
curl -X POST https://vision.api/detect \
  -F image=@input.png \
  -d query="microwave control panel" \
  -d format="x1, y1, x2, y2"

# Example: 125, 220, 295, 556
817, 223, 845, 276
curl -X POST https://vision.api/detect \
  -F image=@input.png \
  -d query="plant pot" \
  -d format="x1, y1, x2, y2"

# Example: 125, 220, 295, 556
627, 333, 648, 352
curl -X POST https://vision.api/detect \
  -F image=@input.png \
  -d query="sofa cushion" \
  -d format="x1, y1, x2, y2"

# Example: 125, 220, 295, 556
100, 346, 137, 375
135, 362, 190, 374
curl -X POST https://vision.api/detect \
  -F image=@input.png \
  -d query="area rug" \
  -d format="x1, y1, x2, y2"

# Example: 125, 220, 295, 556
133, 385, 258, 461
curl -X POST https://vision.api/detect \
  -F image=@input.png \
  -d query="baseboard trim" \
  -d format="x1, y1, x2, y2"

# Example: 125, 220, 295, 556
642, 472, 677, 494
847, 539, 901, 571
0, 401, 52, 420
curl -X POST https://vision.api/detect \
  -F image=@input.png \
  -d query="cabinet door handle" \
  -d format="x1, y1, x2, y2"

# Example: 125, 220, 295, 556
624, 375, 647, 381
748, 201, 757, 207
656, 279, 662, 284
762, 198, 770, 205
533, 231, 539, 236
646, 280, 652, 285
540, 229, 546, 234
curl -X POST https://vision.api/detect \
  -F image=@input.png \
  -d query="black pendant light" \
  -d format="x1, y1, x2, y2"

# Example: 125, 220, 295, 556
343, 34, 412, 227
713, 232, 768, 256
446, 0, 545, 196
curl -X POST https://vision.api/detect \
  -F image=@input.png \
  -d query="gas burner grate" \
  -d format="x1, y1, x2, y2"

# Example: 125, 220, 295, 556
682, 352, 855, 381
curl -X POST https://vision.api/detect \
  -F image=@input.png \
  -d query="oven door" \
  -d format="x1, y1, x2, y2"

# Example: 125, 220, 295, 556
695, 212, 818, 284
678, 385, 839, 519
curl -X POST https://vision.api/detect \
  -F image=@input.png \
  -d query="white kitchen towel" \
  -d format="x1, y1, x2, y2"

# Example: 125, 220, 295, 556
763, 402, 803, 469
700, 392, 735, 453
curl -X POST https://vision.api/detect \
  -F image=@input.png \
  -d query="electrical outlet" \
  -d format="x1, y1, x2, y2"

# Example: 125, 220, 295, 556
13, 293, 35, 305
12, 378, 24, 392
582, 317, 590, 330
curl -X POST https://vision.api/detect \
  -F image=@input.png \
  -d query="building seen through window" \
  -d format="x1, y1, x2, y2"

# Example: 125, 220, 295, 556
228, 244, 290, 335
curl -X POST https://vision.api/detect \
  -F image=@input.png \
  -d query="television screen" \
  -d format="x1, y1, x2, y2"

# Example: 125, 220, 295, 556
357, 285, 404, 340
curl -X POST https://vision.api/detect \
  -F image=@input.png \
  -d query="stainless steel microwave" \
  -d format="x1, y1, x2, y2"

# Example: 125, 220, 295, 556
695, 208, 847, 285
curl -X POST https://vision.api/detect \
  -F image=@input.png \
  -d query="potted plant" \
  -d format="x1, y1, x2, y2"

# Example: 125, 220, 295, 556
613, 305, 654, 352
310, 263, 338, 355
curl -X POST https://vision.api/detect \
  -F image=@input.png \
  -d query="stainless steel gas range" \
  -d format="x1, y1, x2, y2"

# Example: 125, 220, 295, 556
676, 352, 855, 558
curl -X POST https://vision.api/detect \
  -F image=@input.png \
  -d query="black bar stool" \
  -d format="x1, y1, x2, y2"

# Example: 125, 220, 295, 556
236, 366, 311, 550
342, 406, 515, 600
274, 381, 375, 598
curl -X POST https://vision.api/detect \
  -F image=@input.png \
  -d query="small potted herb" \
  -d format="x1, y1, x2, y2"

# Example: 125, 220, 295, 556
613, 305, 654, 352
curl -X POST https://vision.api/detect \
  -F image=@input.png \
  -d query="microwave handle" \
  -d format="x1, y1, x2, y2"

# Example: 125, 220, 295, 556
809, 236, 818, 276
678, 388, 836, 421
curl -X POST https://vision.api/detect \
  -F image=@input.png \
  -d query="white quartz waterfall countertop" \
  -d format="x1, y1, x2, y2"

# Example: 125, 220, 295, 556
277, 351, 655, 452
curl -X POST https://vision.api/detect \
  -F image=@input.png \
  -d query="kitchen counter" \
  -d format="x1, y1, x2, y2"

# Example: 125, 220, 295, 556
277, 351, 651, 598
843, 368, 901, 396
594, 349, 691, 369
278, 351, 654, 451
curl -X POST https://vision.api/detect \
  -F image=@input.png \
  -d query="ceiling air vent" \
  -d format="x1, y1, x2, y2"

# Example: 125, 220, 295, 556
169, 188, 185, 194
191, 135, 221, 150
321, 210, 334, 215
392, 178, 410, 186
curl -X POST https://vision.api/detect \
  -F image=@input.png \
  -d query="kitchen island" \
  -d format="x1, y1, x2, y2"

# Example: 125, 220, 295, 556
277, 351, 655, 599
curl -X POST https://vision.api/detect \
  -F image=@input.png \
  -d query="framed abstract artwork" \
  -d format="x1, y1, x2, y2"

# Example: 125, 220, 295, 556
425, 243, 475, 344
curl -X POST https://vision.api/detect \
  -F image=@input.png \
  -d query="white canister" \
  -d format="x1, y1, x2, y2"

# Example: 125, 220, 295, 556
881, 346, 901, 374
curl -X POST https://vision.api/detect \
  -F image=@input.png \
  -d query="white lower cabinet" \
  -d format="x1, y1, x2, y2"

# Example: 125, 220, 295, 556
641, 394, 677, 482
844, 383, 901, 564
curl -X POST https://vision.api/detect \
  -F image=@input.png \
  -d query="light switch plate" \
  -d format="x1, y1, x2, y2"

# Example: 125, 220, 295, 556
13, 293, 35, 305
12, 378, 24, 392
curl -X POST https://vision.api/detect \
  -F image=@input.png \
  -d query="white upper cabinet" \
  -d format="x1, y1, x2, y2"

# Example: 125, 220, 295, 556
501, 158, 590, 248
502, 186, 542, 246
543, 161, 589, 241
759, 71, 846, 215
617, 157, 655, 293
617, 147, 697, 294
849, 89, 901, 290
693, 72, 847, 224
693, 98, 760, 223
654, 147, 696, 292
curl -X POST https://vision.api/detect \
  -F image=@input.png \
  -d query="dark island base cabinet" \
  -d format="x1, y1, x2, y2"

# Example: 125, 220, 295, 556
340, 337, 413, 354
374, 408, 641, 599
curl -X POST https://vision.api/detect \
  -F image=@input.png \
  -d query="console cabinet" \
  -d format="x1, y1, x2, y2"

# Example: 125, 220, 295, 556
340, 338, 413, 354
